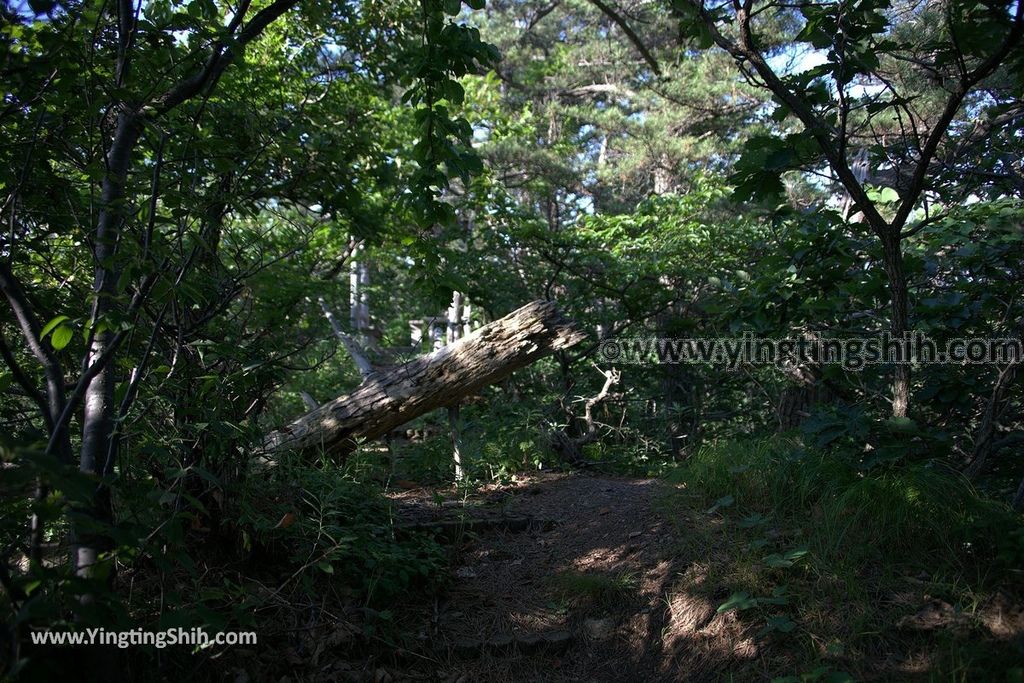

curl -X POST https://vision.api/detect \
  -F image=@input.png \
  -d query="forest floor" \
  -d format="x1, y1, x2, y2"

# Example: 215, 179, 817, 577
388, 472, 702, 682
226, 471, 1024, 682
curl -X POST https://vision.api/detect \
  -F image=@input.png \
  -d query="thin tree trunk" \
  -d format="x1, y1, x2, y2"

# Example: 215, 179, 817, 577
881, 230, 911, 418
1012, 476, 1024, 511
448, 291, 465, 479
0, 265, 72, 563
299, 392, 320, 411
319, 296, 374, 379
447, 291, 463, 345
964, 363, 1018, 479
449, 404, 463, 481
77, 110, 143, 581
349, 244, 369, 333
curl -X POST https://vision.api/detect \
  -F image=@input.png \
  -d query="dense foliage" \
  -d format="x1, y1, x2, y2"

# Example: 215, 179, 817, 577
1, 0, 1021, 679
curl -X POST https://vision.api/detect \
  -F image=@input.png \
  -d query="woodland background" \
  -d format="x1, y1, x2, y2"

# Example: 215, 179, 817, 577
1, 0, 1023, 679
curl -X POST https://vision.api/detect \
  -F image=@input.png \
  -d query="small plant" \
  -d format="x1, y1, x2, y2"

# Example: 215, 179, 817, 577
717, 585, 798, 638
235, 453, 446, 604
549, 570, 637, 610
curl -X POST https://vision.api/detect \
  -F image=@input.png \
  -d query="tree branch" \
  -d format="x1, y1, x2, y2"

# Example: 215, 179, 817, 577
150, 0, 299, 116
892, 0, 1024, 230
587, 0, 662, 76
683, 0, 890, 234
0, 262, 62, 387
317, 296, 375, 381
0, 325, 49, 424
0, 262, 68, 449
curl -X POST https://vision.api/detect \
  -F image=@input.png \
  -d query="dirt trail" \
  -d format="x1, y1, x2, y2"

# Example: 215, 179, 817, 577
228, 471, 1023, 681
386, 472, 748, 682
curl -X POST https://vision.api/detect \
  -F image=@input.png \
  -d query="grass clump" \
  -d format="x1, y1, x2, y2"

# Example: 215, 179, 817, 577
669, 437, 1020, 571
549, 570, 638, 610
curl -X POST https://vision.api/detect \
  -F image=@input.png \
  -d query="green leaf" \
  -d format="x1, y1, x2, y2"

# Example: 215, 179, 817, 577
730, 171, 786, 202
717, 591, 758, 613
763, 548, 808, 569
442, 79, 465, 105
866, 186, 899, 204
883, 416, 917, 432
762, 614, 797, 634
824, 673, 855, 683
28, 0, 57, 13
760, 585, 791, 605
51, 325, 73, 351
738, 513, 769, 528
40, 315, 70, 338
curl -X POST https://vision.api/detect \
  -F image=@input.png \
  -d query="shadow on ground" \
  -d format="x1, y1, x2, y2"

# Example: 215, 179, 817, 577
385, 472, 761, 683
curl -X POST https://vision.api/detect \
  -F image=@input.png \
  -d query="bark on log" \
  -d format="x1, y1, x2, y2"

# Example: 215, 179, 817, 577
263, 300, 585, 457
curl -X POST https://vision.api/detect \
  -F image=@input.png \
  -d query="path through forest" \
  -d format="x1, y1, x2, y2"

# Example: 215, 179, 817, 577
224, 471, 1024, 682
382, 473, 752, 682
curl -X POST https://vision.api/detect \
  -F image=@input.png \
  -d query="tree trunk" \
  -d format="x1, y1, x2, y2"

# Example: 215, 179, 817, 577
77, 110, 143, 581
881, 230, 911, 418
964, 363, 1018, 479
449, 403, 464, 481
319, 296, 374, 379
1012, 476, 1024, 511
776, 359, 837, 431
447, 290, 463, 345
349, 244, 369, 333
447, 291, 465, 479
263, 300, 585, 458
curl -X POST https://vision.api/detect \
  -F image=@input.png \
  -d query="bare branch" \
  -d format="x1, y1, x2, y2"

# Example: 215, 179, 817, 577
317, 296, 375, 381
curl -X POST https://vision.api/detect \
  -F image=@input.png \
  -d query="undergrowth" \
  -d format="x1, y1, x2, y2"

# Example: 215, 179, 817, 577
236, 452, 448, 606
4, 449, 449, 681
662, 437, 1024, 681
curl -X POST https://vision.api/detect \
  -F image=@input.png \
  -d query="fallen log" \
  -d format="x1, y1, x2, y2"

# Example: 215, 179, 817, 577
263, 300, 585, 457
